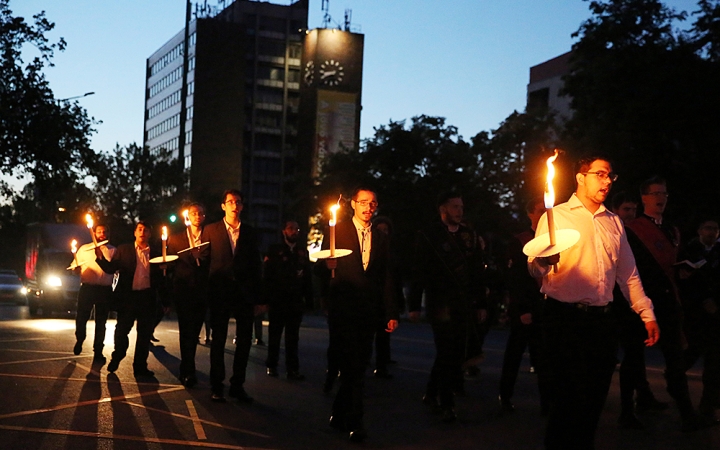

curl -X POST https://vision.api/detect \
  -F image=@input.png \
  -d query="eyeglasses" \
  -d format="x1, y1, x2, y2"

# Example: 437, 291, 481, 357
224, 199, 242, 205
582, 171, 618, 182
354, 200, 378, 208
644, 191, 669, 198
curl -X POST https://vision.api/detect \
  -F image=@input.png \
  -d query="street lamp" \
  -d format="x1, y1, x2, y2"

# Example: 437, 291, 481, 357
57, 91, 95, 102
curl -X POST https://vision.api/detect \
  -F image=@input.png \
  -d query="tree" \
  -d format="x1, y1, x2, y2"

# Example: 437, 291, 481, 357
89, 143, 188, 238
0, 0, 98, 218
562, 0, 720, 232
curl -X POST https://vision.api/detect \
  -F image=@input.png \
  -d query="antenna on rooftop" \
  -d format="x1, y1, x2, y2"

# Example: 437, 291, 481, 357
321, 0, 331, 29
344, 9, 351, 31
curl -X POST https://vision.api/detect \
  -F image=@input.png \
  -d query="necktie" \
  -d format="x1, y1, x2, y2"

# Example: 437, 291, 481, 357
361, 228, 370, 270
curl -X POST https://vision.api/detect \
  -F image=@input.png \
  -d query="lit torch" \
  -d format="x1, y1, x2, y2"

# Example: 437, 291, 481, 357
329, 195, 342, 278
71, 239, 78, 266
162, 226, 168, 262
85, 213, 98, 246
184, 209, 200, 266
545, 149, 559, 271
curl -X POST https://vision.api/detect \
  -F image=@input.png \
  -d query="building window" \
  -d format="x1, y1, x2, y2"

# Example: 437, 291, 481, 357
253, 157, 281, 176
150, 136, 179, 156
148, 90, 181, 119
147, 113, 180, 140
149, 66, 182, 98
150, 41, 184, 76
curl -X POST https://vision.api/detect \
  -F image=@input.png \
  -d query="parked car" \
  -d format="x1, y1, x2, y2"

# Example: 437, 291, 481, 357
0, 270, 28, 306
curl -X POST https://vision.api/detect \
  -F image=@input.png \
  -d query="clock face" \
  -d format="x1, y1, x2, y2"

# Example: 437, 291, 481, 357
304, 60, 314, 86
319, 59, 344, 86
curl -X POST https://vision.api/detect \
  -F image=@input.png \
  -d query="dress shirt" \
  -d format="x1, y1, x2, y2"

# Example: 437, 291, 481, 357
132, 244, 151, 291
71, 242, 116, 286
352, 216, 372, 271
529, 194, 655, 323
224, 218, 241, 254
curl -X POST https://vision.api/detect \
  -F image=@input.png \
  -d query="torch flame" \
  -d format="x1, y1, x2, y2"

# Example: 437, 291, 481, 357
183, 209, 191, 227
71, 239, 77, 253
329, 195, 342, 226
544, 149, 560, 209
85, 213, 93, 229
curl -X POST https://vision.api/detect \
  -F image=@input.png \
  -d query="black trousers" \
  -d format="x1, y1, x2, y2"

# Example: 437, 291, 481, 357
175, 286, 207, 378
499, 316, 549, 406
111, 289, 156, 371
328, 314, 375, 430
616, 306, 654, 411
374, 321, 391, 371
75, 284, 112, 354
265, 307, 303, 372
654, 308, 696, 419
209, 301, 254, 393
543, 299, 618, 450
426, 317, 469, 409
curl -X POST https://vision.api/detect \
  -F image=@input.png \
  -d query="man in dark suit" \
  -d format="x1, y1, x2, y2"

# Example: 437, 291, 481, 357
96, 221, 167, 378
204, 189, 263, 403
264, 220, 313, 380
167, 202, 210, 387
317, 187, 399, 443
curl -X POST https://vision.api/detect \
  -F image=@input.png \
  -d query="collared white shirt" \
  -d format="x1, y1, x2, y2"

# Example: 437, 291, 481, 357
224, 218, 241, 254
529, 194, 655, 323
72, 242, 116, 286
132, 244, 151, 291
352, 216, 372, 271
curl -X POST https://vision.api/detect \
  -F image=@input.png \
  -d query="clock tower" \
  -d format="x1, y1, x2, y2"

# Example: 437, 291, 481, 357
298, 28, 364, 178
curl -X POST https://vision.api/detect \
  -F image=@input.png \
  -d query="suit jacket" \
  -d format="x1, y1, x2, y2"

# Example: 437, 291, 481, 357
204, 220, 262, 306
263, 240, 313, 313
167, 228, 210, 291
96, 242, 166, 305
316, 219, 397, 323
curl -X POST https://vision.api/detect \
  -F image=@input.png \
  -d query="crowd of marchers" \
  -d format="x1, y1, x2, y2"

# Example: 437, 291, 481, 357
70, 154, 720, 447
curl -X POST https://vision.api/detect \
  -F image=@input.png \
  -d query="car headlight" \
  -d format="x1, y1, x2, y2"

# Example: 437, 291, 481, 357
20, 287, 28, 295
46, 276, 62, 287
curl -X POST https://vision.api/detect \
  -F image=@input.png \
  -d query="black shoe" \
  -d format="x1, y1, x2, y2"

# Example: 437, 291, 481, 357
150, 335, 159, 343
93, 353, 106, 364
681, 412, 719, 432
287, 371, 305, 381
107, 359, 120, 373
181, 375, 197, 388
374, 369, 393, 379
499, 395, 515, 414
210, 392, 226, 403
441, 407, 457, 423
636, 396, 669, 412
329, 415, 347, 431
323, 370, 338, 393
618, 412, 645, 430
133, 368, 155, 378
387, 359, 398, 365
266, 367, 279, 377
228, 385, 254, 403
348, 428, 367, 442
254, 339, 266, 346
73, 341, 83, 355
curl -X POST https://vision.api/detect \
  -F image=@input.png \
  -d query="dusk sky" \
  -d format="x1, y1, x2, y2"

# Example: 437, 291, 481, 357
12, 0, 699, 156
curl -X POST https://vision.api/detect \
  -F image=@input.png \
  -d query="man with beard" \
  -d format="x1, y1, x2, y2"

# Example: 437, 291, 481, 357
529, 155, 659, 449
316, 187, 398, 442
626, 177, 718, 431
167, 203, 210, 387
264, 220, 313, 380
409, 191, 487, 423
204, 189, 263, 403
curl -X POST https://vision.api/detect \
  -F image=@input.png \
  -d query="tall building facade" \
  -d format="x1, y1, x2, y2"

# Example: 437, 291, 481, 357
526, 51, 572, 122
144, 0, 309, 249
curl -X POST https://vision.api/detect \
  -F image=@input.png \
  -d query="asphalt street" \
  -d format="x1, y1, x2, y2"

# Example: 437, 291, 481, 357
0, 305, 718, 449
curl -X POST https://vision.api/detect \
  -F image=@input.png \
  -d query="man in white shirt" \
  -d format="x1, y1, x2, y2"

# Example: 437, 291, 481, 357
71, 224, 116, 363
529, 155, 659, 449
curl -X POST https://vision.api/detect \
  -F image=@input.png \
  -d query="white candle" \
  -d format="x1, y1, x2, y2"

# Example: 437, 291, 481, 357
71, 239, 78, 265
544, 150, 559, 247
329, 203, 339, 257
162, 226, 168, 262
